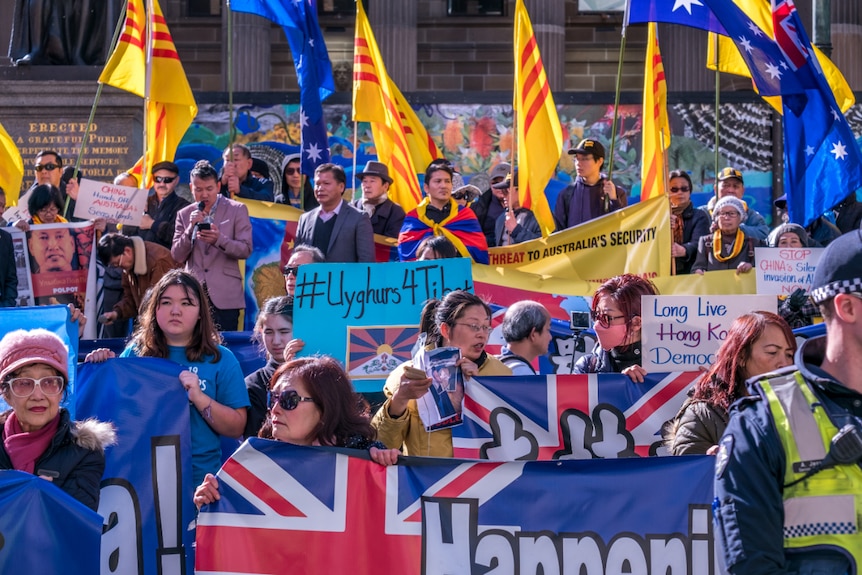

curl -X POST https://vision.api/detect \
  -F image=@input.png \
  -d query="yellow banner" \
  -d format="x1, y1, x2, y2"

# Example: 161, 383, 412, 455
486, 195, 672, 284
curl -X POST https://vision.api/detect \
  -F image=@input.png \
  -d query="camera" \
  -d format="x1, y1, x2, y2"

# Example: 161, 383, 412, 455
570, 310, 590, 331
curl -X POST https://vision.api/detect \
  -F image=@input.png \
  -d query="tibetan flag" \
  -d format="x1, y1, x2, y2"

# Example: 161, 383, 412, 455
640, 23, 670, 202
513, 0, 563, 237
398, 199, 489, 264
0, 120, 24, 205
353, 0, 434, 213
705, 0, 854, 113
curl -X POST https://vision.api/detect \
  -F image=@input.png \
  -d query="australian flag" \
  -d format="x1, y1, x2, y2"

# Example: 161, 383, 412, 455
231, 0, 334, 175
625, 0, 725, 33
453, 372, 701, 460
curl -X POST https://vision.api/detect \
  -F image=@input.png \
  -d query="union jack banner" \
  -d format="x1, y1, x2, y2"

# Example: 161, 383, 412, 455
453, 372, 700, 459
195, 439, 717, 574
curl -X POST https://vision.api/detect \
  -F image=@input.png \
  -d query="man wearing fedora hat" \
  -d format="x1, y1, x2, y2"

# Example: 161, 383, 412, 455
715, 229, 862, 575
351, 160, 405, 239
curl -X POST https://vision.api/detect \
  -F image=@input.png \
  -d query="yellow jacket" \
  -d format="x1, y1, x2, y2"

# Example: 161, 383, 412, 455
371, 354, 511, 457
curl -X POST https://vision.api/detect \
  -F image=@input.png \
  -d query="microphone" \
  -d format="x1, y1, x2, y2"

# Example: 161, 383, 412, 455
198, 201, 205, 211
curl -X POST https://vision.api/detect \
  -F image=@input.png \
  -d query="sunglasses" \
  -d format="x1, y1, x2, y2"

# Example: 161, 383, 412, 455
669, 186, 690, 193
269, 389, 315, 411
283, 266, 299, 277
35, 163, 59, 172
452, 192, 467, 200
154, 176, 177, 184
6, 375, 65, 398
284, 167, 301, 176
592, 312, 627, 328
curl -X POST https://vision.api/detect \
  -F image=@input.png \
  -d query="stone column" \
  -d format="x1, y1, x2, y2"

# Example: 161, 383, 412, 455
831, 3, 862, 90
222, 10, 272, 91
368, 0, 417, 90
524, 0, 565, 89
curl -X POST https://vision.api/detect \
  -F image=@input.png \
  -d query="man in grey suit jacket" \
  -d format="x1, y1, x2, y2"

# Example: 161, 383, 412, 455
172, 160, 253, 331
295, 163, 375, 263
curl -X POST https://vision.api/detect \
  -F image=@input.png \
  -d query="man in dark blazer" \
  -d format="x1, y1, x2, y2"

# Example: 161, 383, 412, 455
295, 163, 375, 263
172, 160, 253, 331
351, 160, 405, 239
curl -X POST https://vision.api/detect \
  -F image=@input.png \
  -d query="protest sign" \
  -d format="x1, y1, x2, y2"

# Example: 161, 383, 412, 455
0, 471, 102, 574
454, 372, 699, 459
293, 259, 473, 393
196, 440, 717, 575
73, 178, 148, 225
24, 221, 95, 311
641, 294, 777, 370
8, 227, 34, 306
755, 246, 824, 295
76, 357, 196, 575
485, 195, 672, 285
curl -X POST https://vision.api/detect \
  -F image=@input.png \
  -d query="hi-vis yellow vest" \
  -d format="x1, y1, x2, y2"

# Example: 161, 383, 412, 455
760, 371, 862, 567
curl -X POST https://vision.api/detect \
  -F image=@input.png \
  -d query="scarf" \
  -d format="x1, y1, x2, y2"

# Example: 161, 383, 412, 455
32, 214, 69, 225
670, 201, 689, 245
712, 229, 745, 262
398, 198, 489, 263
3, 411, 61, 474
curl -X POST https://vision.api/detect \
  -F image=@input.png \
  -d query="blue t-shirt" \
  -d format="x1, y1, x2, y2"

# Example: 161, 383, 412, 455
120, 344, 250, 484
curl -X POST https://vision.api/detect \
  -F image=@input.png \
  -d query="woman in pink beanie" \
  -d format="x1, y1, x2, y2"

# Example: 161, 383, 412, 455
0, 328, 115, 510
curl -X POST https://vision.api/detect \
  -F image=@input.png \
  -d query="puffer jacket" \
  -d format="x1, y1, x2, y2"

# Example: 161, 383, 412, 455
664, 396, 729, 455
0, 409, 117, 511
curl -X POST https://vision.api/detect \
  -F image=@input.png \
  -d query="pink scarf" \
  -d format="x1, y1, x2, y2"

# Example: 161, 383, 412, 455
3, 412, 60, 473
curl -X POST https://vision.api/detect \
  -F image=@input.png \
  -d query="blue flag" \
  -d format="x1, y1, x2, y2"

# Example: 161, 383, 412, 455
769, 0, 862, 225
625, 0, 725, 33
231, 0, 334, 175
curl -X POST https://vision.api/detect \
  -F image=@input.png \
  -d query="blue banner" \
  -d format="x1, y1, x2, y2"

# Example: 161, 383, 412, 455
196, 440, 717, 574
293, 260, 474, 393
76, 357, 196, 575
0, 470, 102, 573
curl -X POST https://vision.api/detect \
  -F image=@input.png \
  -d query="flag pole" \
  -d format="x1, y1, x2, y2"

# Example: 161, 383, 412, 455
352, 123, 358, 200
713, 32, 720, 201
607, 5, 629, 183
66, 3, 127, 215
143, 0, 155, 185
227, 0, 235, 157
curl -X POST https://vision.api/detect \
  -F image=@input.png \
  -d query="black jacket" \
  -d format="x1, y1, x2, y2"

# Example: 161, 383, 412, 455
351, 198, 406, 239
573, 342, 642, 374
470, 189, 505, 247
675, 203, 711, 275
244, 358, 280, 439
0, 409, 116, 511
142, 191, 190, 249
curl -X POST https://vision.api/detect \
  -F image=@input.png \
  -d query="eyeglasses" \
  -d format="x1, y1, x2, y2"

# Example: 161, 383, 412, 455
454, 323, 493, 334
283, 266, 299, 277
592, 312, 627, 328
35, 163, 59, 172
269, 389, 315, 411
669, 186, 690, 193
6, 376, 65, 398
284, 167, 301, 176
716, 211, 741, 219
37, 205, 60, 215
154, 176, 177, 184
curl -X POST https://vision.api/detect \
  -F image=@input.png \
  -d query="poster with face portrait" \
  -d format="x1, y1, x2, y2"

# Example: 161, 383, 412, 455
25, 222, 96, 312
415, 346, 464, 431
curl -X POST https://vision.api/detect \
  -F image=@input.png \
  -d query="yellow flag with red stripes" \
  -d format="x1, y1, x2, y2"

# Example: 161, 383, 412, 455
514, 0, 563, 237
100, 0, 197, 187
353, 0, 439, 212
641, 23, 670, 201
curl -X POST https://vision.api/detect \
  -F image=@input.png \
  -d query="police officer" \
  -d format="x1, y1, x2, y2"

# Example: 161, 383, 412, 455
714, 229, 862, 574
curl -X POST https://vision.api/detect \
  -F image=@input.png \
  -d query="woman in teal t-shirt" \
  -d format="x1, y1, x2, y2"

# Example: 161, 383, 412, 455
87, 270, 249, 485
